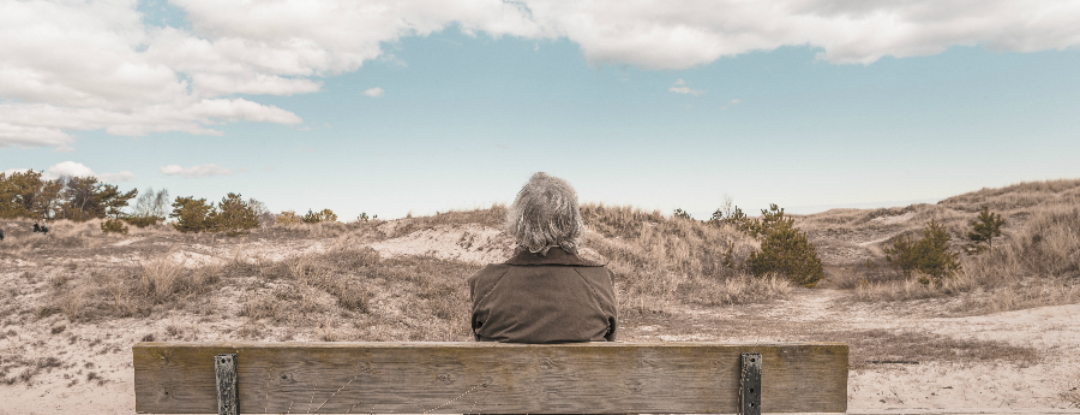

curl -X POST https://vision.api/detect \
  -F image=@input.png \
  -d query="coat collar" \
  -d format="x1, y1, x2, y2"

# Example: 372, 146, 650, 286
504, 247, 605, 267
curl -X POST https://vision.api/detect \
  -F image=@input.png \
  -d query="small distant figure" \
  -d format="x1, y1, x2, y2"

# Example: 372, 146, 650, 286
0, 227, 4, 241
33, 222, 41, 233
41, 220, 49, 235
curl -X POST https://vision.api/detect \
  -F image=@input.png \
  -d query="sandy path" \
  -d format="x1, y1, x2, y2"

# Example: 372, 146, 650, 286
3, 289, 1079, 414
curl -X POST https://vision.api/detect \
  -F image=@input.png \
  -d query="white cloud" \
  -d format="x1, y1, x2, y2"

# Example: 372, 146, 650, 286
46, 161, 96, 179
98, 171, 136, 183
38, 161, 134, 182
3, 0, 1080, 148
364, 87, 385, 98
160, 164, 233, 178
722, 98, 742, 110
668, 78, 705, 96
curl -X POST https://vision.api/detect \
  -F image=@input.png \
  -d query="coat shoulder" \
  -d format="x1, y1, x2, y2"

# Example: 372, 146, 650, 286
467, 264, 511, 294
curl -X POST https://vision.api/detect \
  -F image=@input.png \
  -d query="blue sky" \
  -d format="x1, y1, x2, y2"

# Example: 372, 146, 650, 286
3, 1, 1080, 220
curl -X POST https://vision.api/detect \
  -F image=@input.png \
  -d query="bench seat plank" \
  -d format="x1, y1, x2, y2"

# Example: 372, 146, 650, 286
133, 342, 847, 414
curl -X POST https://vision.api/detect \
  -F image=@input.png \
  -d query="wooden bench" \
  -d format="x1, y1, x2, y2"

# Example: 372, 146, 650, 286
133, 342, 848, 415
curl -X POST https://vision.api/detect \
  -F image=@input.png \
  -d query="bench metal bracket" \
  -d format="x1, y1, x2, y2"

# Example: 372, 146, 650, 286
215, 354, 238, 415
740, 352, 761, 415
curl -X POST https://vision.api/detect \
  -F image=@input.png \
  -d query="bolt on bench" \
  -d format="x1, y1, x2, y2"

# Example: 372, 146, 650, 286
133, 342, 848, 415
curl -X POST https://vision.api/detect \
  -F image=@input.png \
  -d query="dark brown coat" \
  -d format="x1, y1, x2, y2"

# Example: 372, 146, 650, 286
467, 248, 618, 343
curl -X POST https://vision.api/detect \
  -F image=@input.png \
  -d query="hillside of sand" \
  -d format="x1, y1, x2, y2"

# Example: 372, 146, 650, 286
2, 180, 1080, 414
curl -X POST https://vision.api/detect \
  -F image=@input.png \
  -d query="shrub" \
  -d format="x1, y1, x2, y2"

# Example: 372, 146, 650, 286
356, 212, 376, 222
748, 219, 824, 287
745, 204, 825, 287
169, 196, 215, 233
673, 208, 693, 220
100, 219, 129, 235
715, 206, 753, 234
122, 216, 160, 228
276, 211, 301, 225
302, 208, 338, 224
966, 206, 1006, 254
884, 219, 960, 285
211, 193, 259, 236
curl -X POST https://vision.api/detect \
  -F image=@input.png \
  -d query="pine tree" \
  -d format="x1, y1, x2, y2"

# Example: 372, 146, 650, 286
212, 193, 259, 236
967, 206, 1005, 253
57, 176, 137, 221
885, 219, 961, 284
169, 196, 215, 233
0, 170, 63, 219
746, 204, 825, 287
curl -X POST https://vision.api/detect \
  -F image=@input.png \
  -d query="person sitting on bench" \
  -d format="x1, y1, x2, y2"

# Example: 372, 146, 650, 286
468, 172, 617, 344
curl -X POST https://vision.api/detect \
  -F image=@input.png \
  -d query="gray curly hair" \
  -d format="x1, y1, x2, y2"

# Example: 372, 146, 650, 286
507, 172, 585, 256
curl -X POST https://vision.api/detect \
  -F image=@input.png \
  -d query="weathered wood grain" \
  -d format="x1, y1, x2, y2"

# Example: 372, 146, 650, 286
133, 342, 847, 414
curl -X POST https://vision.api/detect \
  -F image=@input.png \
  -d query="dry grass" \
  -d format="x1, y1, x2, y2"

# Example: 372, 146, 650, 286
0, 355, 66, 386
380, 205, 508, 238
825, 329, 1040, 370
228, 247, 479, 341
580, 203, 792, 314
677, 274, 793, 307
796, 179, 1080, 312
937, 178, 1080, 212
32, 258, 223, 322
3, 178, 1077, 350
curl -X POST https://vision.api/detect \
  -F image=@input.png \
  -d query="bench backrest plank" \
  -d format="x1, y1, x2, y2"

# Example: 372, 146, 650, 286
133, 342, 847, 414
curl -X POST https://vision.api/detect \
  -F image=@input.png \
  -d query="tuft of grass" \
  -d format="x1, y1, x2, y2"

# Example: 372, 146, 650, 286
36, 259, 224, 322
677, 274, 793, 307
0, 356, 64, 386
141, 259, 188, 304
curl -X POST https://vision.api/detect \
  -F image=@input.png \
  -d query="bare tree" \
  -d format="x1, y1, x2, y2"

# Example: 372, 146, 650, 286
133, 187, 171, 218
248, 198, 275, 227
151, 188, 170, 218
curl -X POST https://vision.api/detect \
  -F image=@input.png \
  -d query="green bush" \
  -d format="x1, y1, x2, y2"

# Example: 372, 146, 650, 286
745, 204, 825, 287
122, 216, 161, 228
302, 208, 338, 224
885, 219, 960, 285
276, 211, 300, 225
169, 196, 215, 233
100, 218, 129, 235
211, 193, 259, 236
966, 206, 1006, 254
